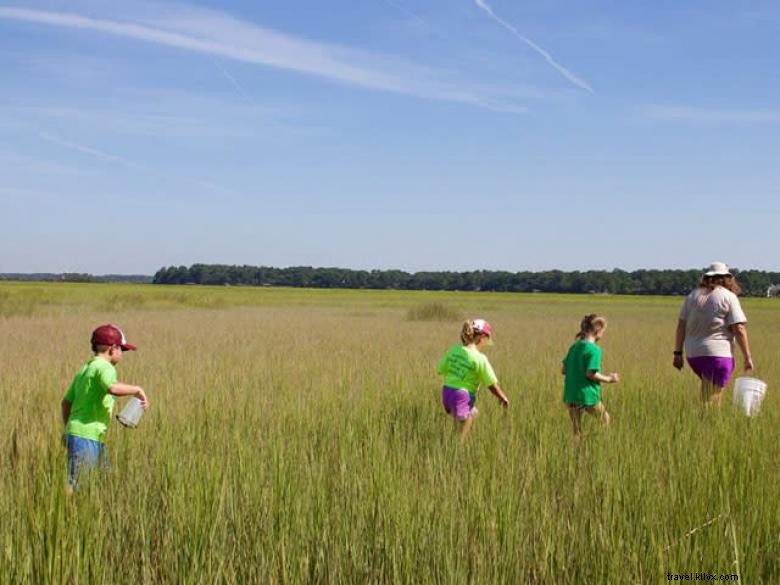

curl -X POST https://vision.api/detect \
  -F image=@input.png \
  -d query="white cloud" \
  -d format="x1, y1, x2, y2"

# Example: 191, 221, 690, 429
0, 88, 312, 141
0, 5, 535, 111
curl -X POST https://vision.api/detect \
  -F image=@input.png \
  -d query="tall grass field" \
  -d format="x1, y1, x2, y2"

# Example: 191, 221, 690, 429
1, 282, 778, 583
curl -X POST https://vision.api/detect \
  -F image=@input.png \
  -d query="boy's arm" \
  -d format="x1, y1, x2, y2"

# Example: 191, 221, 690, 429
62, 378, 76, 426
61, 399, 72, 426
108, 383, 150, 408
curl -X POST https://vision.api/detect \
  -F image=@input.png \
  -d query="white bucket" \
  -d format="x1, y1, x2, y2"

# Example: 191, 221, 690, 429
733, 377, 768, 417
116, 397, 144, 428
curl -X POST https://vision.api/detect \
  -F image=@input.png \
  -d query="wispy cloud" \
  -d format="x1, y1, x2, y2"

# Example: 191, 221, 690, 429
0, 147, 97, 178
1, 86, 319, 141
381, 0, 426, 26
38, 131, 146, 169
36, 130, 232, 194
0, 5, 533, 111
642, 105, 780, 124
473, 0, 594, 94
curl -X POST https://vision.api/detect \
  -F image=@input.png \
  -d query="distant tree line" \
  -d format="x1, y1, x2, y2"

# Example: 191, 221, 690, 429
152, 264, 780, 297
0, 273, 153, 284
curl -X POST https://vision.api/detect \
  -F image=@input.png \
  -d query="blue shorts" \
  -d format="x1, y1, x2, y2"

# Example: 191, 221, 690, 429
66, 434, 108, 487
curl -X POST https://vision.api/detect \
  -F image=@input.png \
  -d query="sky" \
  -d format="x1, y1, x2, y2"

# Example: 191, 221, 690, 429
1, 0, 779, 274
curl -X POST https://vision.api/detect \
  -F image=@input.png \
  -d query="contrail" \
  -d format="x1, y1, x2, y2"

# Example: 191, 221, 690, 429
208, 55, 259, 107
38, 132, 232, 194
381, 0, 426, 26
473, 0, 593, 93
38, 132, 146, 170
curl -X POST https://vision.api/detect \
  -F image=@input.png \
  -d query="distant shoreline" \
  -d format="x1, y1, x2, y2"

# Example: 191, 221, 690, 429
0, 273, 152, 284
8, 263, 780, 297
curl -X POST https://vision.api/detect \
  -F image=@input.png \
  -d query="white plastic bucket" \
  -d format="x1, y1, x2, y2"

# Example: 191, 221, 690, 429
733, 377, 767, 417
116, 397, 144, 428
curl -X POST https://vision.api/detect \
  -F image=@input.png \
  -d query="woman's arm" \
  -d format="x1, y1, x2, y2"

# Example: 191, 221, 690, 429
673, 319, 686, 370
730, 323, 754, 371
488, 383, 509, 407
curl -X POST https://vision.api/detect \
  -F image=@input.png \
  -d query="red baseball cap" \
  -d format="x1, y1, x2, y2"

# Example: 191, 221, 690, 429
91, 324, 137, 351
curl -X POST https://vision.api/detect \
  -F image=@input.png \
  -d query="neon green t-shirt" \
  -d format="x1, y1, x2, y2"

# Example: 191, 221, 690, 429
64, 356, 117, 442
438, 345, 498, 393
562, 339, 602, 406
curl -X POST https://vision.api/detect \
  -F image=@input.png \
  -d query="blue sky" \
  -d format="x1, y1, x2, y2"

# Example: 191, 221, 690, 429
1, 1, 778, 274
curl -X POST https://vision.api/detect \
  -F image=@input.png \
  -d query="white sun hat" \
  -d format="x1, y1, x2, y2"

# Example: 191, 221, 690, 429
704, 261, 732, 277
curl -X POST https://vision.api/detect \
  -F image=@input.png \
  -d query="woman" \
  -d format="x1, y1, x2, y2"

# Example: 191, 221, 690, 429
673, 262, 754, 405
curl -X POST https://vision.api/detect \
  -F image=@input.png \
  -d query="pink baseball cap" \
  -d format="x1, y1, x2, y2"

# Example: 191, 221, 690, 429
472, 318, 493, 337
91, 324, 137, 351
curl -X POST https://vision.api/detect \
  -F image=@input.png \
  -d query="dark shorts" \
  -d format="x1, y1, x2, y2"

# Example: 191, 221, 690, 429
442, 386, 476, 421
566, 402, 600, 412
687, 356, 735, 388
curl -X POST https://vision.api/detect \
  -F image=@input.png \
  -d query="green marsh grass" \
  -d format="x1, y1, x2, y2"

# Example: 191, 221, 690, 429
407, 301, 462, 322
0, 283, 778, 583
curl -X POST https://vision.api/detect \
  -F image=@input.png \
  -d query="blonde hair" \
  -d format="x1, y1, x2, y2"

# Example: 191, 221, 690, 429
698, 274, 742, 295
460, 321, 484, 345
576, 314, 607, 340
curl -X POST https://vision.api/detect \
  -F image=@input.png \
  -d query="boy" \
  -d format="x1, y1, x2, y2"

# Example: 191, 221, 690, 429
62, 324, 149, 491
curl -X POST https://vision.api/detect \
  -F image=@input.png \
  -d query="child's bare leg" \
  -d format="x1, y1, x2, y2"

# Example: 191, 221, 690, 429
460, 417, 474, 443
585, 403, 611, 426
567, 406, 583, 447
458, 407, 478, 443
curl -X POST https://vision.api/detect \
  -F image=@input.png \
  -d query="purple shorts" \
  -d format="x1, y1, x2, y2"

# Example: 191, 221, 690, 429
442, 386, 476, 421
687, 356, 735, 388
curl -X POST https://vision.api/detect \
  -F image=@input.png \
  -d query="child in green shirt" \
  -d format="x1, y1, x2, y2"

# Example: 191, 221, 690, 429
438, 319, 509, 442
561, 314, 619, 446
62, 324, 149, 491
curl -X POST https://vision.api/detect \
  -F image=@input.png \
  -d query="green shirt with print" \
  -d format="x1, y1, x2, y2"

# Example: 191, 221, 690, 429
438, 345, 498, 393
562, 339, 602, 406
64, 356, 117, 442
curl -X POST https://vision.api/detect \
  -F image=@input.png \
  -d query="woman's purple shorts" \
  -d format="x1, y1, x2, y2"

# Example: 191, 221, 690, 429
442, 386, 476, 421
687, 356, 735, 388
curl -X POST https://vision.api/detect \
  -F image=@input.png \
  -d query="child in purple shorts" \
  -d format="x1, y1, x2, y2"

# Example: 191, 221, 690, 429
438, 319, 509, 443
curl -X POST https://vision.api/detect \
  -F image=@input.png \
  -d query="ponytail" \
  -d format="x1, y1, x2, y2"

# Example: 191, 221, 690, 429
460, 320, 477, 345
576, 314, 607, 340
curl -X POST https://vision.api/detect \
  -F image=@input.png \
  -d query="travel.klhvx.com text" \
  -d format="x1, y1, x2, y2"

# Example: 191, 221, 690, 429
667, 573, 738, 582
